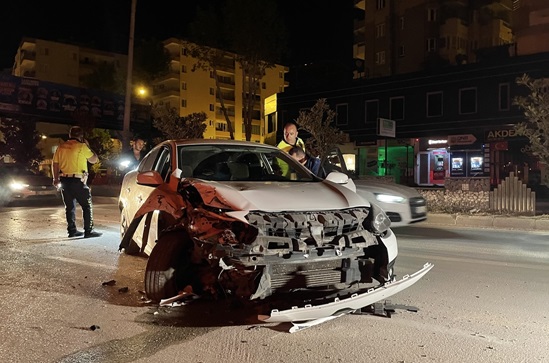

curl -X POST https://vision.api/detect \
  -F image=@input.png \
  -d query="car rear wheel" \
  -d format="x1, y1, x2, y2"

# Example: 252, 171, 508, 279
144, 230, 195, 302
120, 211, 140, 255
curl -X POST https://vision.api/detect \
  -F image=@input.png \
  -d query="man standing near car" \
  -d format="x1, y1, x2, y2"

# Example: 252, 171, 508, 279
52, 126, 102, 238
276, 122, 306, 177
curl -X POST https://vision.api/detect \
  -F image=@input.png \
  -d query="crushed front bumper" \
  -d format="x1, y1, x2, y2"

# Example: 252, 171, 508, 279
260, 262, 433, 323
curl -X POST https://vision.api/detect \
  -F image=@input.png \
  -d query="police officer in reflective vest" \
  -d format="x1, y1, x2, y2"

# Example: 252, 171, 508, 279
52, 126, 102, 238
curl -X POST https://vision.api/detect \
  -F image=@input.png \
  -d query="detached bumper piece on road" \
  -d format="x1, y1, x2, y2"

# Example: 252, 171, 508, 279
260, 262, 433, 332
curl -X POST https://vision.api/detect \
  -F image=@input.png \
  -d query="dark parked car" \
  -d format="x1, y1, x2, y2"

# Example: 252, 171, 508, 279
0, 163, 59, 206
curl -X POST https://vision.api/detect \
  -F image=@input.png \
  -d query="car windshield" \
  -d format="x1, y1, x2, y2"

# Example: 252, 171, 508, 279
177, 144, 318, 182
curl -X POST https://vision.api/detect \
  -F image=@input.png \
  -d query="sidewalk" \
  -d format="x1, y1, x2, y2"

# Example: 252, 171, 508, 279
91, 184, 549, 232
423, 213, 549, 232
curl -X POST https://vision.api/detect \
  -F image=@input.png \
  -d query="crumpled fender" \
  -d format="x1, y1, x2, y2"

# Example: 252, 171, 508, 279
134, 183, 187, 221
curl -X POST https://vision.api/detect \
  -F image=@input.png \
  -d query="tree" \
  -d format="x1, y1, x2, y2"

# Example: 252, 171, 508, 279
188, 0, 287, 141
152, 105, 207, 144
0, 118, 43, 168
513, 74, 549, 186
295, 99, 348, 162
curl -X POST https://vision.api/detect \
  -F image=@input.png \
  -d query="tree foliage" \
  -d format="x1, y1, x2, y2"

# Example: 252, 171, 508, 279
513, 74, 549, 186
295, 99, 348, 162
0, 118, 44, 167
152, 105, 207, 144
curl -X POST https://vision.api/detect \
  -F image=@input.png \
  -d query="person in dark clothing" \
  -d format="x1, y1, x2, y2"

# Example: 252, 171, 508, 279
289, 146, 326, 178
51, 126, 102, 238
119, 137, 147, 172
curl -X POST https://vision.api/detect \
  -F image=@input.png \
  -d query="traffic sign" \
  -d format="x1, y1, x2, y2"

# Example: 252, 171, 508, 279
448, 134, 477, 145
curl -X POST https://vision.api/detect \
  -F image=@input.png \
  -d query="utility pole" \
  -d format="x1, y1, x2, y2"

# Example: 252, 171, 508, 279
123, 0, 137, 150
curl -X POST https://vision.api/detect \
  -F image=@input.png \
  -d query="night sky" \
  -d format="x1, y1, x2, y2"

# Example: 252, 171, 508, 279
1, 0, 354, 71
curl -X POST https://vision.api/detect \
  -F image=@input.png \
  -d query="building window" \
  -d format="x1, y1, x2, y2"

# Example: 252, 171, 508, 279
400, 16, 405, 30
279, 71, 284, 78
459, 87, 477, 114
181, 99, 187, 108
376, 0, 386, 9
427, 8, 437, 22
426, 91, 443, 117
499, 83, 510, 111
210, 87, 215, 95
398, 45, 405, 57
262, 82, 266, 89
210, 104, 214, 111
181, 82, 187, 90
375, 23, 385, 38
390, 97, 405, 120
375, 51, 386, 65
365, 100, 379, 124
182, 48, 188, 56
336, 104, 348, 126
426, 38, 437, 52
181, 65, 187, 73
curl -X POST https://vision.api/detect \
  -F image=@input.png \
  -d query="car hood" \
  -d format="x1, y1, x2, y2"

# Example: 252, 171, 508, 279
353, 179, 421, 198
8, 173, 52, 186
197, 180, 370, 212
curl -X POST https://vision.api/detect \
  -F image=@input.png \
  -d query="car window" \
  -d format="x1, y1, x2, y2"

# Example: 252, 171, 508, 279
138, 146, 162, 172
177, 144, 317, 182
154, 146, 172, 182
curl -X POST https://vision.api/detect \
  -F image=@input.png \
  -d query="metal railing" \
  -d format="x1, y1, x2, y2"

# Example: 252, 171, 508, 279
489, 172, 536, 214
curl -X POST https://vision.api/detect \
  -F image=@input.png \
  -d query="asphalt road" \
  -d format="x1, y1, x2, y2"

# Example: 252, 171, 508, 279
0, 199, 548, 363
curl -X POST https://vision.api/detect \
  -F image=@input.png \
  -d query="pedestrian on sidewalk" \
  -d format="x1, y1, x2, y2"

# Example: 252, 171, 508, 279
52, 126, 102, 238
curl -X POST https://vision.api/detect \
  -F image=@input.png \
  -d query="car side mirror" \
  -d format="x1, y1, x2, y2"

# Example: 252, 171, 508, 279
136, 170, 164, 186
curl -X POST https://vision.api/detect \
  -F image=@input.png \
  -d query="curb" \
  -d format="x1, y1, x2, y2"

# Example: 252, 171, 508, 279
423, 213, 549, 232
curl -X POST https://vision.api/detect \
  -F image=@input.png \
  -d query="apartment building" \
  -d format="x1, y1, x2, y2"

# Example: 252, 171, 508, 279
513, 0, 549, 55
12, 37, 127, 88
153, 38, 289, 143
353, 0, 514, 79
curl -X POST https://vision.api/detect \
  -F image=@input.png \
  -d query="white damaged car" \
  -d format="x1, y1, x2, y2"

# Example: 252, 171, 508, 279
118, 139, 432, 325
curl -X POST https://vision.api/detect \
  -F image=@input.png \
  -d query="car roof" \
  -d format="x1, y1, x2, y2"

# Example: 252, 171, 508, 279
162, 139, 280, 150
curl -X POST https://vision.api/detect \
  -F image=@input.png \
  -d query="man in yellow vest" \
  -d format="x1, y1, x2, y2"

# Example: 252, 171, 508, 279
276, 122, 305, 177
52, 126, 102, 238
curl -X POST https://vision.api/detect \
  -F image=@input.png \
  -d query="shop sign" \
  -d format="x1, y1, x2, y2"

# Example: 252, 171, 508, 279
377, 118, 396, 138
485, 128, 518, 141
448, 134, 477, 145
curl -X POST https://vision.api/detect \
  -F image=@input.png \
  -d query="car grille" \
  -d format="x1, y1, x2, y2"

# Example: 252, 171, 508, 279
409, 197, 427, 218
246, 208, 368, 240
386, 212, 402, 222
269, 259, 343, 290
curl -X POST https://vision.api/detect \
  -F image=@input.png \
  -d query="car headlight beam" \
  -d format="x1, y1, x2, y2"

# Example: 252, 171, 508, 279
9, 181, 29, 191
375, 193, 406, 204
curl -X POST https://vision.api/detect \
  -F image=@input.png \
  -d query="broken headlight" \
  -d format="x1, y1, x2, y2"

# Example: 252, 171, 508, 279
367, 202, 391, 234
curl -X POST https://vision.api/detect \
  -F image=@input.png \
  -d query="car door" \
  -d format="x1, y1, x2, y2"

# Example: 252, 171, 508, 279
121, 143, 173, 254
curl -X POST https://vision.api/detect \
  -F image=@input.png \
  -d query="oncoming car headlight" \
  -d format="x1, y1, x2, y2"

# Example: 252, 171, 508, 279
374, 193, 406, 204
367, 202, 391, 234
9, 181, 29, 191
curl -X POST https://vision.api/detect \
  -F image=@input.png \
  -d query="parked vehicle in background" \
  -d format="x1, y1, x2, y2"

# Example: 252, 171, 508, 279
0, 163, 59, 206
117, 139, 432, 324
323, 148, 428, 227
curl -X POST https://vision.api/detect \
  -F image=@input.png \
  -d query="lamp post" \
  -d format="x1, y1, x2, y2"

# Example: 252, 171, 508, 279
123, 0, 137, 150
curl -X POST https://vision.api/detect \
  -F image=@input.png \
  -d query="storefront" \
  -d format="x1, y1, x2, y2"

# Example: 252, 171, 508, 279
415, 138, 449, 186
485, 127, 542, 187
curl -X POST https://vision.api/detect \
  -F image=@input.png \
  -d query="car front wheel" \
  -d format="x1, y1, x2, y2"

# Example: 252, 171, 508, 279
144, 229, 196, 302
